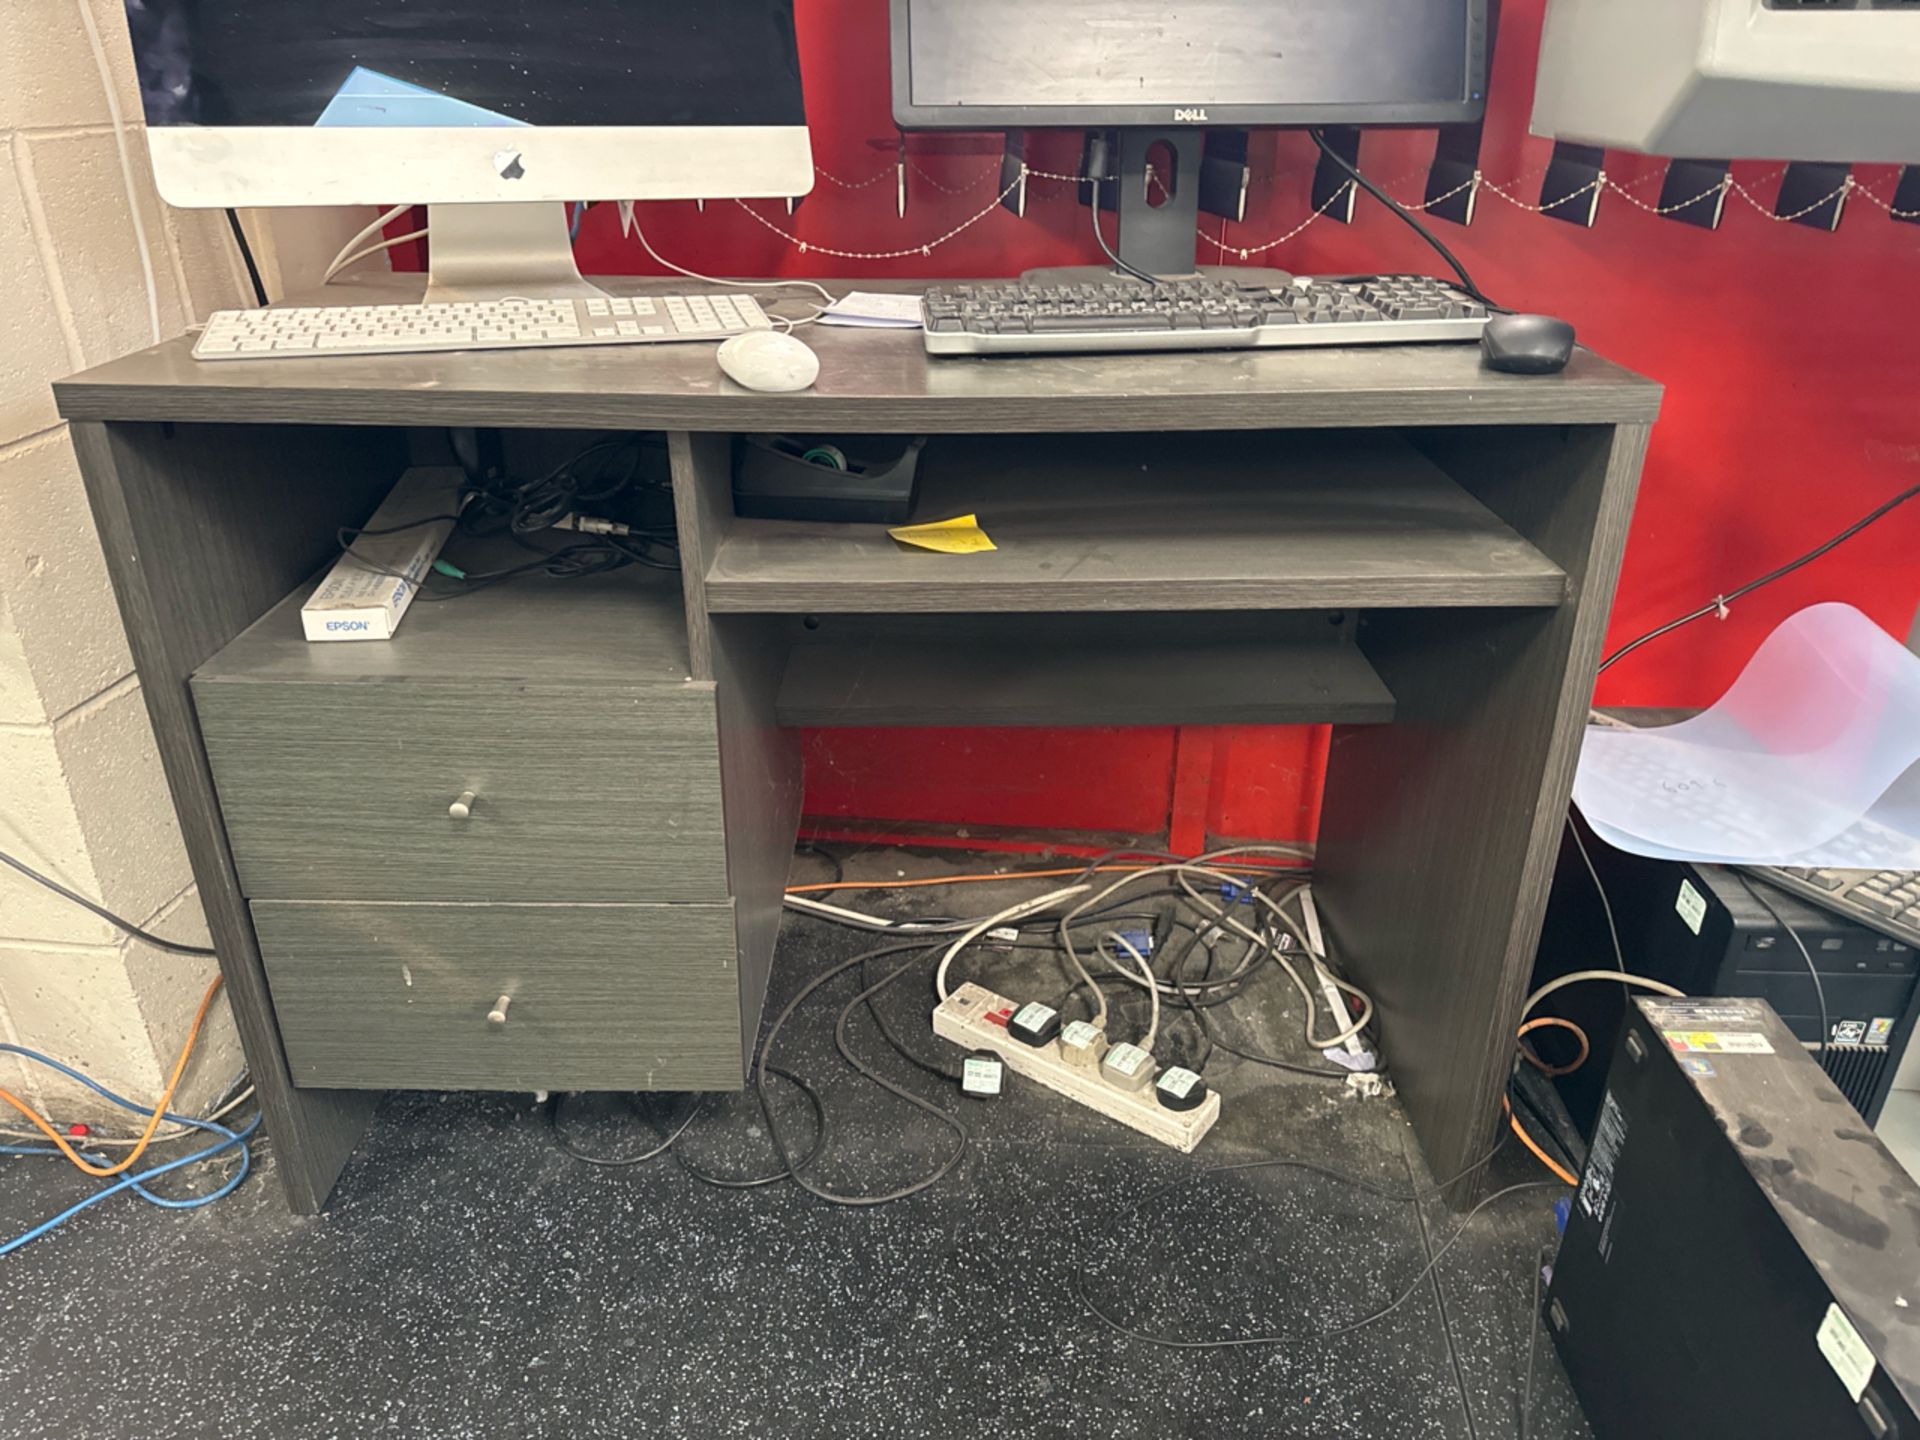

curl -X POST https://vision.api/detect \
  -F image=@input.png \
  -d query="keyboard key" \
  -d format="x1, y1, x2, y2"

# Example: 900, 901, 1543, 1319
1032, 314, 1172, 332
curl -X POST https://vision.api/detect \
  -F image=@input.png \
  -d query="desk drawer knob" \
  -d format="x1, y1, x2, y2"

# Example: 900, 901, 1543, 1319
450, 790, 478, 820
487, 995, 512, 1026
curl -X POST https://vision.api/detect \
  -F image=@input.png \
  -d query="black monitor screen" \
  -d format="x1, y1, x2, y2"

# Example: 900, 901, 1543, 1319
123, 0, 806, 129
899, 0, 1478, 121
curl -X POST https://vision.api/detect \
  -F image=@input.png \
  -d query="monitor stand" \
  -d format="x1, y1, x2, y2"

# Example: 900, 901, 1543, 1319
1022, 129, 1291, 289
422, 202, 610, 304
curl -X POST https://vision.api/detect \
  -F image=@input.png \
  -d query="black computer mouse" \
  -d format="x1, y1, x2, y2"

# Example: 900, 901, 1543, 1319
1481, 313, 1576, 375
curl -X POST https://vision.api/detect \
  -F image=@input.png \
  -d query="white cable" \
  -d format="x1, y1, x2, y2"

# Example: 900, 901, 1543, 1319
1053, 858, 1367, 1046
77, 0, 160, 344
934, 885, 1090, 1002
1056, 864, 1210, 1029
1060, 863, 1253, 1026
1106, 932, 1160, 1053
1292, 886, 1369, 1061
787, 882, 1271, 1000
324, 204, 411, 283
789, 853, 1374, 1052
781, 893, 969, 933
1524, 970, 1685, 1018
628, 210, 836, 308
324, 227, 427, 285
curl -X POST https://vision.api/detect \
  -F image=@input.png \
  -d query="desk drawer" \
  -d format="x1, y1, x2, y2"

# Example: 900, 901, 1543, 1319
195, 679, 727, 902
253, 900, 742, 1091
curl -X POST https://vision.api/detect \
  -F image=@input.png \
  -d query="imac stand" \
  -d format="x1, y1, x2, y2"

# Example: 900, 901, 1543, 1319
422, 202, 610, 304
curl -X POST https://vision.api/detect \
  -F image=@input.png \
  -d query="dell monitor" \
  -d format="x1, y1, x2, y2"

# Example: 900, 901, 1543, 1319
122, 1, 814, 301
891, 0, 1488, 278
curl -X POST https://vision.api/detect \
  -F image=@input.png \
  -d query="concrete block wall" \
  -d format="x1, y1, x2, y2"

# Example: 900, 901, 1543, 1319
0, 0, 263, 1121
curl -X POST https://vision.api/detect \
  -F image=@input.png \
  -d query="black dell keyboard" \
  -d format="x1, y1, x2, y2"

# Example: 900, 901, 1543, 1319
921, 275, 1491, 356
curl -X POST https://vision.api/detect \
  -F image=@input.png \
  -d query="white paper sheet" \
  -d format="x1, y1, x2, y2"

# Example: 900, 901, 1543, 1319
816, 291, 925, 328
1573, 603, 1920, 867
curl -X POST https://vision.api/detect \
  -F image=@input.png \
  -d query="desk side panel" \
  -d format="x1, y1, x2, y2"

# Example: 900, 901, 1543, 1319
671, 431, 801, 1071
70, 420, 407, 1213
1313, 424, 1649, 1198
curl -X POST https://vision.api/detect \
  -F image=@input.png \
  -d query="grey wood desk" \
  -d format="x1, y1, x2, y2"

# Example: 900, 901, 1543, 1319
55, 279, 1661, 1212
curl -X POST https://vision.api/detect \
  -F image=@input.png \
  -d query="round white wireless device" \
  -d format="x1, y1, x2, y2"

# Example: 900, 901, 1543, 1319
717, 331, 820, 393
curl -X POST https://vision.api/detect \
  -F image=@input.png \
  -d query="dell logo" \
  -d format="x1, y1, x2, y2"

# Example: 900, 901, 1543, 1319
1173, 107, 1209, 122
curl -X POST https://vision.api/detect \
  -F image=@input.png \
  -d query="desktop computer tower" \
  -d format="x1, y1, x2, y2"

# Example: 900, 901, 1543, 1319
1549, 996, 1920, 1440
1533, 819, 1920, 1134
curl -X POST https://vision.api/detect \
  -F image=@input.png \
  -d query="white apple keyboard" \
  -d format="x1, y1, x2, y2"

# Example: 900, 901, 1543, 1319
191, 294, 772, 361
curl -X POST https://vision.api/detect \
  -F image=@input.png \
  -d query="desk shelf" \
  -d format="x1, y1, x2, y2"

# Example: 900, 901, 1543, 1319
704, 431, 1568, 615
775, 620, 1394, 728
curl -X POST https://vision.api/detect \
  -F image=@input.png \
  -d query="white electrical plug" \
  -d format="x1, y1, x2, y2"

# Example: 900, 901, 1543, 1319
1101, 1041, 1157, 1092
1059, 1019, 1109, 1071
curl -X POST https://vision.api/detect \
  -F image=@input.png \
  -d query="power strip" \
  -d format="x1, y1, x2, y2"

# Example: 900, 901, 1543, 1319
933, 982, 1220, 1153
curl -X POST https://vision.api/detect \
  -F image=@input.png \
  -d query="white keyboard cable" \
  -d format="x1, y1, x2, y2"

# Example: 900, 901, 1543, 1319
629, 211, 832, 326
324, 205, 418, 284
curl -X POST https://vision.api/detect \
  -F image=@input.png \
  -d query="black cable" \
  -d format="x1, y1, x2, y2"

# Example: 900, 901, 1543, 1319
755, 942, 969, 1207
1173, 929, 1219, 1073
225, 208, 269, 307
665, 1066, 828, 1190
909, 869, 1346, 1078
333, 433, 681, 602
1599, 480, 1920, 672
1087, 177, 1162, 287
1566, 819, 1630, 993
0, 846, 215, 956
1078, 1146, 1551, 1350
1173, 932, 1349, 1081
1307, 127, 1503, 312
548, 1091, 699, 1168
860, 948, 964, 1083
1738, 875, 1832, 1059
793, 843, 845, 885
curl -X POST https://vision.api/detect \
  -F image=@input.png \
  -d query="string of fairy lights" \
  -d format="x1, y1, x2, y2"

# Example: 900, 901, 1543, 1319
699, 150, 1916, 266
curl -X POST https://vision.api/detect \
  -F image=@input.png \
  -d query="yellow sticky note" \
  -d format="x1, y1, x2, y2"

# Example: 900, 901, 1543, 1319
888, 514, 996, 554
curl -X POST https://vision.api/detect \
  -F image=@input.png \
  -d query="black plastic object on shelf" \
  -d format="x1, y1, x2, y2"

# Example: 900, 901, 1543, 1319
733, 433, 927, 525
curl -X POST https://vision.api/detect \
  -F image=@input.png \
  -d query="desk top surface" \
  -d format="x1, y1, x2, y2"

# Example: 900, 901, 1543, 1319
56, 275, 1662, 432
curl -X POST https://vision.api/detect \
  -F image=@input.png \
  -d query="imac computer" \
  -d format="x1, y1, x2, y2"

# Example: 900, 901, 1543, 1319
123, 0, 814, 302
890, 0, 1488, 279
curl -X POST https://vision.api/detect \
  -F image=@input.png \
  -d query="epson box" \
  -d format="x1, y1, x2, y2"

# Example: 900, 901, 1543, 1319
301, 468, 461, 642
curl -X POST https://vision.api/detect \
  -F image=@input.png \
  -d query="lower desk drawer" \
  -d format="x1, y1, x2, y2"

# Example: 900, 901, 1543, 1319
253, 900, 742, 1091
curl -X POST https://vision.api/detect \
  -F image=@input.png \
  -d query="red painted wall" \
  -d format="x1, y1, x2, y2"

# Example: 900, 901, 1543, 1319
554, 0, 1920, 847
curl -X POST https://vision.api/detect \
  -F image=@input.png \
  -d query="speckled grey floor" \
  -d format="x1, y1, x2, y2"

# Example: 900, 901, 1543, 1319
1, 862, 1592, 1440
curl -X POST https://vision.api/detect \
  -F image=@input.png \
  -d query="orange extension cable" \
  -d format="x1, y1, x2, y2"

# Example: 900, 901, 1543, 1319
0, 973, 224, 1177
1507, 1016, 1592, 1187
